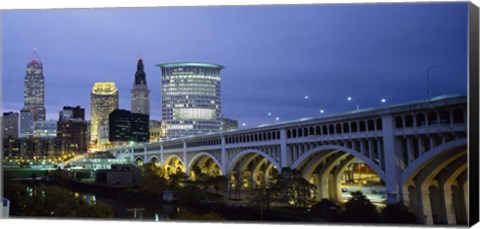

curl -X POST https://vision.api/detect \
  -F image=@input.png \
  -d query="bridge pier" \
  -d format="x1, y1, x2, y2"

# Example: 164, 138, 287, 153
381, 115, 402, 204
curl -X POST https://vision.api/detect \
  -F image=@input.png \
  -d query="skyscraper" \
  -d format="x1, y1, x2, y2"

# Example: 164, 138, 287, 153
90, 82, 118, 149
156, 62, 224, 139
131, 57, 150, 115
2, 112, 19, 139
23, 48, 46, 121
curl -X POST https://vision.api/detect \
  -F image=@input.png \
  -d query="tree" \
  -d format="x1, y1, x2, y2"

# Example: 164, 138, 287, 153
271, 168, 315, 207
3, 182, 114, 218
343, 191, 379, 223
381, 203, 418, 224
133, 162, 168, 198
206, 175, 228, 194
248, 185, 275, 218
168, 171, 188, 189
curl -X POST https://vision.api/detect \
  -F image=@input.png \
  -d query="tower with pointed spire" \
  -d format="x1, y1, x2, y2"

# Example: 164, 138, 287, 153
23, 47, 46, 121
131, 57, 150, 116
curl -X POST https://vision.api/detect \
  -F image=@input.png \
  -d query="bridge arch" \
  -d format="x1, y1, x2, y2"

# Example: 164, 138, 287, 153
134, 157, 144, 167
164, 154, 185, 174
148, 155, 161, 166
400, 138, 467, 224
227, 149, 281, 189
187, 152, 223, 178
227, 149, 281, 174
400, 138, 467, 185
291, 144, 386, 181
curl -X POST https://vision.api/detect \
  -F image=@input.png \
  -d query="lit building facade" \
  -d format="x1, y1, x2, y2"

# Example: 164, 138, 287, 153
220, 117, 239, 131
149, 120, 163, 142
24, 48, 46, 121
2, 112, 19, 139
156, 62, 224, 139
131, 57, 150, 115
33, 120, 57, 138
19, 109, 34, 138
90, 82, 118, 149
59, 106, 85, 121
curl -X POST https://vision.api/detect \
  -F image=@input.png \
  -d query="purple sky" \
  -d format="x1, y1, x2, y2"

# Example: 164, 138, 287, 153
2, 3, 468, 127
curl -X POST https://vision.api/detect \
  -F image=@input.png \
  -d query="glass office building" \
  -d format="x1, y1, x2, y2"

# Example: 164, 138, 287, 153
157, 62, 224, 139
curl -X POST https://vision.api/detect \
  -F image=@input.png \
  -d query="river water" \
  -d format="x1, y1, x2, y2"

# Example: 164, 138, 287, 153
79, 192, 178, 221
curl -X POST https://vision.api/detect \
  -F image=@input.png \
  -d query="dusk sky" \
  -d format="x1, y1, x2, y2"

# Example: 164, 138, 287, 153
2, 2, 468, 127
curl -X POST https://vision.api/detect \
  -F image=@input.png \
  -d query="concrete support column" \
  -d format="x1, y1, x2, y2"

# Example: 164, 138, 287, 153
429, 136, 436, 150
368, 139, 374, 160
381, 115, 402, 204
442, 187, 456, 224
401, 183, 410, 206
182, 141, 187, 174
313, 174, 322, 201
320, 175, 330, 199
418, 137, 425, 155
130, 148, 134, 163
160, 144, 164, 165
360, 140, 366, 156
292, 144, 298, 163
221, 136, 227, 175
328, 173, 336, 200
143, 146, 147, 162
419, 184, 434, 224
463, 181, 468, 221
406, 137, 414, 162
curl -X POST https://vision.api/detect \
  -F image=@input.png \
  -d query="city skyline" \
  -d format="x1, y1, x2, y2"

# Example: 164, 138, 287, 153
2, 3, 469, 127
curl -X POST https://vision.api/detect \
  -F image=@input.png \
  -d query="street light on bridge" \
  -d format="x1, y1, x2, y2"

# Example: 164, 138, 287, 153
347, 96, 359, 110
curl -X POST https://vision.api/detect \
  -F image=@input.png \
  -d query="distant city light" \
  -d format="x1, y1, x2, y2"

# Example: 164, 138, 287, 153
347, 97, 352, 101
242, 123, 246, 127
381, 98, 386, 103
267, 112, 272, 116
275, 117, 280, 121
320, 109, 324, 114
304, 95, 309, 99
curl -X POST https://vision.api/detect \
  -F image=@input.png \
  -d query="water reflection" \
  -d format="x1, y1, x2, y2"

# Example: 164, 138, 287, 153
79, 192, 175, 220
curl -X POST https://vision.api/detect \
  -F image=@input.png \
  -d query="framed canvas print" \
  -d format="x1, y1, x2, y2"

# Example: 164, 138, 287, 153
1, 0, 479, 228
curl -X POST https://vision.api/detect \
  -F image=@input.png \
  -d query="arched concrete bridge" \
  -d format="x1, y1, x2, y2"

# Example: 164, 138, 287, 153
107, 95, 468, 225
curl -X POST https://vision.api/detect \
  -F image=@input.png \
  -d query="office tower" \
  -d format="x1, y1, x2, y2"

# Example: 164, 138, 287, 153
131, 112, 149, 142
2, 112, 19, 139
109, 109, 149, 146
109, 109, 132, 145
131, 57, 150, 115
19, 109, 34, 138
90, 82, 118, 148
57, 106, 88, 154
23, 48, 46, 121
156, 62, 224, 139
